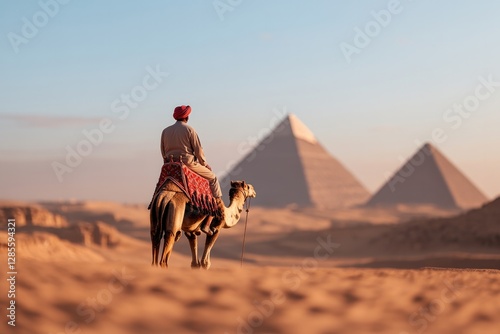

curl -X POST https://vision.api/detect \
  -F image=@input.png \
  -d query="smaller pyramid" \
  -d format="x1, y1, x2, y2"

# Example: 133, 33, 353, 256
366, 143, 488, 210
221, 114, 369, 209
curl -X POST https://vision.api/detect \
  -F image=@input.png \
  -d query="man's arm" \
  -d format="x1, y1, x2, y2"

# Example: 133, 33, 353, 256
190, 129, 208, 167
160, 130, 167, 163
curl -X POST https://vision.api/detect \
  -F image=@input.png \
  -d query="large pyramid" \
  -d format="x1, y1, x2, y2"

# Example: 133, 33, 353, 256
366, 143, 488, 210
220, 114, 369, 209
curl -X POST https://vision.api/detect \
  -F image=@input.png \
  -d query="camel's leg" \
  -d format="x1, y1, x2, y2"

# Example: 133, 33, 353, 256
160, 200, 185, 268
200, 224, 222, 270
150, 194, 162, 266
151, 237, 159, 266
151, 233, 163, 266
150, 191, 175, 266
150, 230, 158, 266
185, 232, 201, 269
157, 194, 172, 268
160, 232, 175, 268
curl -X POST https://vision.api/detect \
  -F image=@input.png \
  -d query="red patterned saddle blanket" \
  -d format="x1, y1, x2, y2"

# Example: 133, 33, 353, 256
149, 162, 218, 216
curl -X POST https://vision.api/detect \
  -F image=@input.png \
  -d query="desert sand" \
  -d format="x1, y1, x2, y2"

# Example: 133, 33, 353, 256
1, 199, 500, 334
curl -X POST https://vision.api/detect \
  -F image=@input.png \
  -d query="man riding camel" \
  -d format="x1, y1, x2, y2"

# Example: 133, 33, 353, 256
160, 105, 224, 235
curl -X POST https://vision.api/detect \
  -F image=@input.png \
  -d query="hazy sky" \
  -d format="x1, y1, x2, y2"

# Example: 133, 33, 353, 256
1, 0, 499, 203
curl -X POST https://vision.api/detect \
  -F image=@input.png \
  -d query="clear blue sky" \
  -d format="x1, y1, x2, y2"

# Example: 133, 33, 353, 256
1, 0, 499, 203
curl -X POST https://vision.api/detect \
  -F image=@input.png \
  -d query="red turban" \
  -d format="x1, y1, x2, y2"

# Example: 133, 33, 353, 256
173, 105, 192, 120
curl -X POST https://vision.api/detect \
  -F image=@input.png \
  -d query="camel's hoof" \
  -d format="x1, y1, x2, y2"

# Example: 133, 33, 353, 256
191, 262, 201, 269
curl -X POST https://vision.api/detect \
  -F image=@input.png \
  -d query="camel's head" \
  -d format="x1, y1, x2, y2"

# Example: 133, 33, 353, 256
230, 181, 256, 199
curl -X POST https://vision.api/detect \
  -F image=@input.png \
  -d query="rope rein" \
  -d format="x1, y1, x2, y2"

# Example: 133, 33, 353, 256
240, 190, 252, 267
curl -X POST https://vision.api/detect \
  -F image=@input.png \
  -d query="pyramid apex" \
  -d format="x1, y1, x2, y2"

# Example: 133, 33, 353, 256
418, 142, 438, 155
286, 114, 317, 144
422, 142, 434, 150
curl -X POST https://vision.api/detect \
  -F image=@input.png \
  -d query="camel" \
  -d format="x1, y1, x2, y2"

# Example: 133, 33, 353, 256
150, 180, 256, 269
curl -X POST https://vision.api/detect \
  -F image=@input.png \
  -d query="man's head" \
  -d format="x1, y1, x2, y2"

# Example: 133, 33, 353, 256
173, 105, 191, 122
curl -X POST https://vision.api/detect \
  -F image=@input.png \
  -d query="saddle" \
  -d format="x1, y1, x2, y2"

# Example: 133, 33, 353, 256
148, 160, 218, 216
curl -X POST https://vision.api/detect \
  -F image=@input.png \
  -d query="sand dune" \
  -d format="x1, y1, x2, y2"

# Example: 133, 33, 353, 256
370, 197, 500, 254
0, 203, 68, 227
2, 198, 500, 267
6, 232, 106, 262
1, 199, 500, 333
3, 260, 500, 334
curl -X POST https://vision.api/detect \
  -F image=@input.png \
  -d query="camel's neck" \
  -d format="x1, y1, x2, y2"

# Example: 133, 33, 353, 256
224, 192, 247, 228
